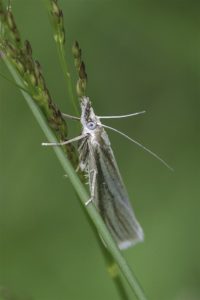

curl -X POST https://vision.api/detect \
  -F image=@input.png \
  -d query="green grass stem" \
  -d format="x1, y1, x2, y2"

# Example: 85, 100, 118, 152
4, 57, 148, 300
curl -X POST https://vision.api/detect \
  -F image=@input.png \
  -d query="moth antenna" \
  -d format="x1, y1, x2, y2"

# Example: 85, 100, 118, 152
102, 123, 173, 171
98, 110, 146, 119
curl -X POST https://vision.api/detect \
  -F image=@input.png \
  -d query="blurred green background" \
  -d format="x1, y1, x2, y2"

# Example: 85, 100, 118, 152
0, 0, 200, 299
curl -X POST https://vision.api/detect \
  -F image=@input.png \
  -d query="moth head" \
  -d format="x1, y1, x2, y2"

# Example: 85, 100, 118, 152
86, 121, 97, 130
80, 96, 101, 133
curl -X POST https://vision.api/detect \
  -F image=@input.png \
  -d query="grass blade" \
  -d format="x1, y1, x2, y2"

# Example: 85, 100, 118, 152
3, 57, 148, 300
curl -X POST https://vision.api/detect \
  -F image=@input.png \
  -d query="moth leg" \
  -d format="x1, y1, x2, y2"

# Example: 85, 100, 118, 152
64, 162, 81, 179
85, 170, 97, 206
42, 133, 87, 146
75, 164, 80, 173
63, 169, 79, 179
62, 113, 80, 120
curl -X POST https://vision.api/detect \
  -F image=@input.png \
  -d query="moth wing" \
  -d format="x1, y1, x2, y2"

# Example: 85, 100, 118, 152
88, 135, 144, 250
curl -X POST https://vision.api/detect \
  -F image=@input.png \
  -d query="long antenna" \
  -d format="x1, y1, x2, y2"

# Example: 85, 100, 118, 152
98, 111, 146, 119
102, 123, 173, 171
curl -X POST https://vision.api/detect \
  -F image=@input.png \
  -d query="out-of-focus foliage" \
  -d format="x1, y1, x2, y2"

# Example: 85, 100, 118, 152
0, 1, 199, 299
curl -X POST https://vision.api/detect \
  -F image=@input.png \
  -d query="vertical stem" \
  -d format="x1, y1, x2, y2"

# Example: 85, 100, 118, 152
57, 41, 79, 115
44, 0, 79, 115
98, 238, 131, 300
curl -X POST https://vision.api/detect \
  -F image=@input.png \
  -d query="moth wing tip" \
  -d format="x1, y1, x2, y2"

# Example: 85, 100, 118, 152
118, 229, 144, 250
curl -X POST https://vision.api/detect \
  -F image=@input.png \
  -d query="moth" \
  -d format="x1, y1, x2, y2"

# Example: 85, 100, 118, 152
43, 97, 172, 250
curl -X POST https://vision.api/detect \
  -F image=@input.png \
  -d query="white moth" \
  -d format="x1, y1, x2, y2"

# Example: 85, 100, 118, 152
78, 97, 144, 250
43, 96, 172, 250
